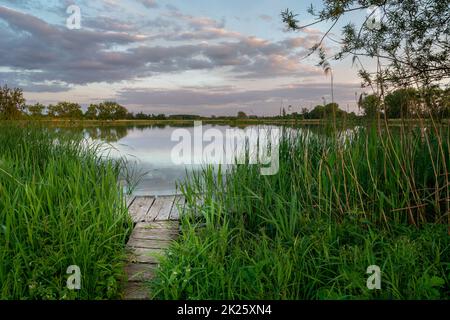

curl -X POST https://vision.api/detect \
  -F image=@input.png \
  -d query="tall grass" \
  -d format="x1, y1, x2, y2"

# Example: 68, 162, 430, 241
0, 123, 132, 299
152, 123, 449, 299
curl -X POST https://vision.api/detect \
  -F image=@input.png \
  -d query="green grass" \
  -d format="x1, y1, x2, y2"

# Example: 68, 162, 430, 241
0, 123, 132, 299
151, 123, 450, 299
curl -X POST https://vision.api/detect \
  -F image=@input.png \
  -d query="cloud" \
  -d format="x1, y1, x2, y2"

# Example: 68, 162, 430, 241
259, 14, 272, 22
83, 16, 137, 32
138, 0, 159, 9
117, 82, 361, 111
0, 5, 324, 87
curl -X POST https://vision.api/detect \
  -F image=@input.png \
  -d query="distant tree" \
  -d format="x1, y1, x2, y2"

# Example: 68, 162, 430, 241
48, 102, 83, 118
85, 104, 98, 119
282, 108, 286, 117
385, 88, 417, 119
360, 94, 381, 119
154, 114, 167, 120
84, 102, 128, 120
308, 105, 325, 119
27, 103, 46, 118
237, 111, 248, 119
97, 101, 128, 120
135, 112, 148, 120
323, 103, 342, 118
0, 85, 26, 119
420, 86, 450, 119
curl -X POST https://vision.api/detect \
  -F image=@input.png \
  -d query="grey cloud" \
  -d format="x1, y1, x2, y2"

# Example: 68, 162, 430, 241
0, 6, 324, 87
259, 15, 272, 22
138, 0, 159, 9
117, 82, 361, 109
83, 16, 137, 32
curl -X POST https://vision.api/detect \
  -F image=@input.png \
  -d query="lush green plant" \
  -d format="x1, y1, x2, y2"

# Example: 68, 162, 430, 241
152, 123, 449, 299
0, 123, 132, 299
0, 85, 26, 120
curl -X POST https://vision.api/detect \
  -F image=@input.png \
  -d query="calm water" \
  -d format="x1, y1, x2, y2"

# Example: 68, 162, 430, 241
79, 124, 281, 195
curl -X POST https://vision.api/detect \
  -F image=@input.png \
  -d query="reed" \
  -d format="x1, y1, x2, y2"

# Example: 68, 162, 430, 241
0, 123, 132, 299
152, 123, 449, 299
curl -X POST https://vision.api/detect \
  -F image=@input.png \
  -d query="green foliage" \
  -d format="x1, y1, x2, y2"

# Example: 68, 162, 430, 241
360, 94, 381, 118
0, 124, 132, 299
48, 102, 83, 119
384, 88, 417, 119
27, 103, 46, 118
0, 85, 26, 120
237, 111, 248, 119
282, 0, 450, 88
305, 103, 347, 119
152, 124, 450, 299
87, 102, 128, 120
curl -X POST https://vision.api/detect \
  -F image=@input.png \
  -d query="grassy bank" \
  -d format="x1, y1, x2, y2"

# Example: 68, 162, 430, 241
152, 123, 449, 299
0, 123, 132, 299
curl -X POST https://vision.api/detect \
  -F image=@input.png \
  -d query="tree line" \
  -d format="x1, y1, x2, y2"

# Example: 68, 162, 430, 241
0, 85, 449, 121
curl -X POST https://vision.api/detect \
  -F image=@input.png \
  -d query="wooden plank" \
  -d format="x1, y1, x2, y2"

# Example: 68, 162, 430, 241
123, 282, 150, 300
137, 221, 179, 229
126, 195, 136, 209
132, 227, 179, 235
154, 196, 176, 221
123, 196, 182, 300
130, 248, 164, 264
130, 229, 178, 241
145, 196, 165, 221
125, 263, 158, 282
133, 222, 179, 232
170, 195, 185, 220
128, 196, 155, 223
127, 238, 172, 249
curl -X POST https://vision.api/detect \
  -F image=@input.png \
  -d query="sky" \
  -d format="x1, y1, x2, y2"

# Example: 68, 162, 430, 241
0, 0, 374, 116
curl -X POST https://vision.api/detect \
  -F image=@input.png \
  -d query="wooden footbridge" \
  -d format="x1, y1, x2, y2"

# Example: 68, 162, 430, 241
123, 194, 186, 300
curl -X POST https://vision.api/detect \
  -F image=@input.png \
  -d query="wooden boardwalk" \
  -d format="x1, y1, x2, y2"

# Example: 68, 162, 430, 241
123, 195, 186, 300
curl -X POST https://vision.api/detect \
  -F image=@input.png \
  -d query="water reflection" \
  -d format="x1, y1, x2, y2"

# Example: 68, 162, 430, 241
54, 123, 361, 195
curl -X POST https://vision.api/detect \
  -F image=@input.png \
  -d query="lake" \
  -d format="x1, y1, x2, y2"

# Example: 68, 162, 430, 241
77, 123, 284, 195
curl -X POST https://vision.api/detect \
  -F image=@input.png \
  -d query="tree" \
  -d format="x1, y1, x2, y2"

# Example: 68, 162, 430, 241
308, 105, 325, 119
27, 103, 46, 118
282, 1, 450, 89
48, 102, 83, 118
85, 104, 98, 119
237, 111, 248, 119
135, 112, 148, 120
384, 88, 417, 118
360, 94, 381, 119
0, 85, 26, 119
85, 102, 128, 120
324, 102, 344, 118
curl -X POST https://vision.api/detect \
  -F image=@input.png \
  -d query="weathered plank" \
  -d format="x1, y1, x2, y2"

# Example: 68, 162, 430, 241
130, 248, 164, 264
170, 195, 185, 220
128, 196, 155, 223
138, 220, 179, 229
123, 282, 150, 300
124, 198, 182, 300
125, 263, 158, 282
133, 222, 179, 233
130, 229, 178, 241
146, 196, 174, 221
127, 238, 172, 249
126, 195, 136, 209
154, 196, 176, 221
